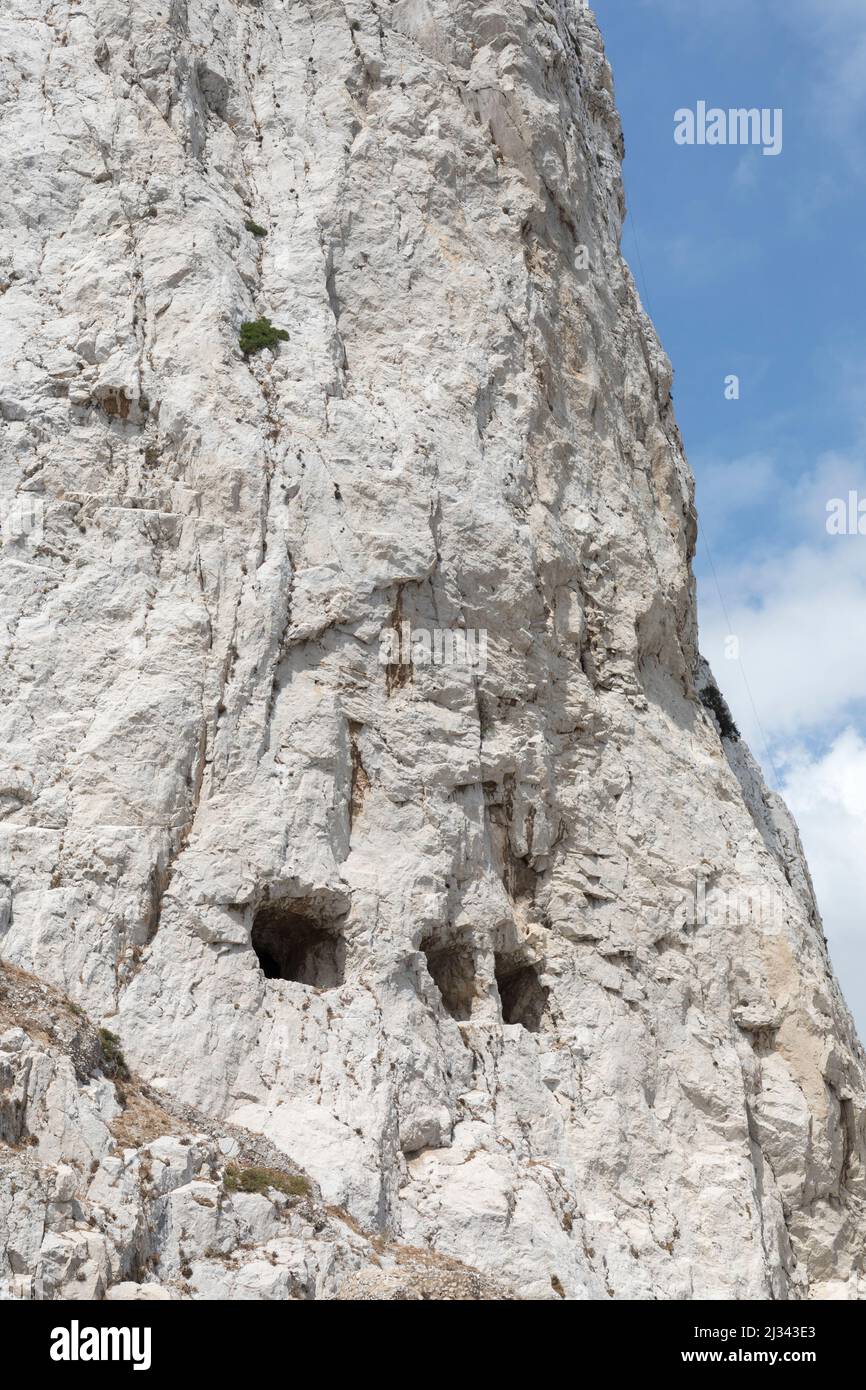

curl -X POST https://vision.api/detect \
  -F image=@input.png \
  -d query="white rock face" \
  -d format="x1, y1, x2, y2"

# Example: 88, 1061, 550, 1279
1, 0, 864, 1300
0, 962, 508, 1299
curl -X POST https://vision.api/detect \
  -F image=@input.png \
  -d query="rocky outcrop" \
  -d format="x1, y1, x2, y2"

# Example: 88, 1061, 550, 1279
1, 0, 864, 1299
0, 962, 513, 1299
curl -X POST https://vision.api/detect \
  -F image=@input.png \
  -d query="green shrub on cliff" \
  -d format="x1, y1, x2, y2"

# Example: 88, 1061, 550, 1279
239, 317, 289, 356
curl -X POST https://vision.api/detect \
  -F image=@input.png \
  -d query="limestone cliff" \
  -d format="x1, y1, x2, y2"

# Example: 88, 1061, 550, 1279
1, 0, 864, 1300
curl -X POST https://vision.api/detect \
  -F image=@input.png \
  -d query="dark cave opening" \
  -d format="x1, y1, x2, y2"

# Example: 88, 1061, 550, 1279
251, 900, 345, 988
494, 954, 549, 1033
421, 937, 476, 1021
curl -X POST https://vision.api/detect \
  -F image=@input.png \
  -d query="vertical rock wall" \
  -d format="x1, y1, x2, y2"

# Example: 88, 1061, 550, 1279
1, 0, 864, 1298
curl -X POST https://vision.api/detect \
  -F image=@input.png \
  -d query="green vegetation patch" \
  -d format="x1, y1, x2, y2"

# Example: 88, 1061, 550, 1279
239, 316, 289, 356
699, 682, 740, 742
98, 1027, 131, 1081
223, 1163, 310, 1199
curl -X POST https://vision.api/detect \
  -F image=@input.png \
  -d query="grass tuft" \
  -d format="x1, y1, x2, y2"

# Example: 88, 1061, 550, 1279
223, 1163, 309, 1199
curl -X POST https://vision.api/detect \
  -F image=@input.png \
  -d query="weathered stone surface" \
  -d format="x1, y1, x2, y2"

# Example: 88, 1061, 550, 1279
0, 961, 512, 1299
1, 0, 864, 1299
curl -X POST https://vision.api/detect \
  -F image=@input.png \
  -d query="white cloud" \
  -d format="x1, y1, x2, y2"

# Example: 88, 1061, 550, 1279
697, 441, 866, 546
699, 542, 866, 746
788, 451, 866, 533
694, 451, 779, 533
637, 0, 866, 145
778, 730, 866, 1038
700, 538, 866, 1039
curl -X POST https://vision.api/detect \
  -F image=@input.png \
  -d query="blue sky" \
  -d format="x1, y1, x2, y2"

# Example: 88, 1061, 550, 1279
593, 0, 866, 1034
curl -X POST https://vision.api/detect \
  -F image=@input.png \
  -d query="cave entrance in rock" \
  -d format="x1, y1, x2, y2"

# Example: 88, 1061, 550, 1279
494, 954, 549, 1032
252, 900, 345, 988
421, 937, 475, 1021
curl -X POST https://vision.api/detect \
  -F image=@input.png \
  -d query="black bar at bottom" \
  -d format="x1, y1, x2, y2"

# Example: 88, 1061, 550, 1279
2, 1295, 858, 1376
